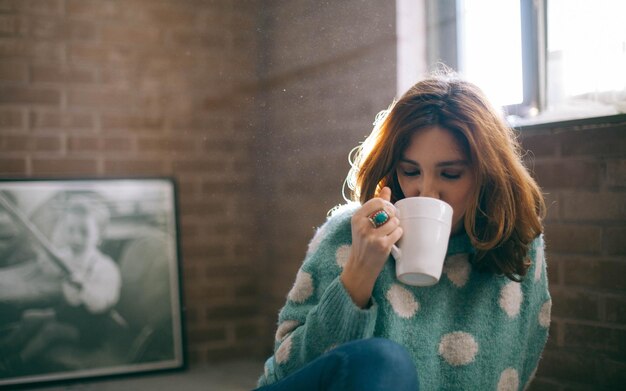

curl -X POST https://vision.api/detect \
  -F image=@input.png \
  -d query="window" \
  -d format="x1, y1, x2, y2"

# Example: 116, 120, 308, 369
404, 0, 626, 125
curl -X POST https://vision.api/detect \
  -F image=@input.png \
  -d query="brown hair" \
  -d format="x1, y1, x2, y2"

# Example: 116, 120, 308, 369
347, 73, 546, 281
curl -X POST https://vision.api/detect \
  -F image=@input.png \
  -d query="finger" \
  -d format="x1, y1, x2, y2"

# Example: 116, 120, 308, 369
386, 225, 403, 245
359, 201, 392, 222
379, 186, 391, 202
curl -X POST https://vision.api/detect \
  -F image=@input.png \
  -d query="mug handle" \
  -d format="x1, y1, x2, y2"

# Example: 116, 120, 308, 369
390, 244, 401, 260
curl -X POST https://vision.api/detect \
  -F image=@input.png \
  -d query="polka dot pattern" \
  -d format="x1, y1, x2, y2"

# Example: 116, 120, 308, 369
497, 368, 519, 391
438, 331, 479, 366
534, 245, 545, 281
275, 320, 300, 342
386, 284, 419, 318
335, 245, 351, 268
275, 334, 293, 364
287, 270, 314, 303
539, 299, 551, 328
443, 253, 471, 287
499, 282, 523, 318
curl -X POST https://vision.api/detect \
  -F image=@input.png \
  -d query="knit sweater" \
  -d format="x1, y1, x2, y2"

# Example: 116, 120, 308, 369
258, 203, 551, 390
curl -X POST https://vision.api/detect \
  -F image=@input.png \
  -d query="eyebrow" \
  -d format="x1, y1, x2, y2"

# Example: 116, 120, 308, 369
399, 158, 469, 167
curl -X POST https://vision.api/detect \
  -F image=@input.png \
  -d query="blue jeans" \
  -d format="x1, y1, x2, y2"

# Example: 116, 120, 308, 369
254, 338, 419, 391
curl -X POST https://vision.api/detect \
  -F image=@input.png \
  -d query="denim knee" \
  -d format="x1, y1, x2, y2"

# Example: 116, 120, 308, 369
342, 338, 419, 391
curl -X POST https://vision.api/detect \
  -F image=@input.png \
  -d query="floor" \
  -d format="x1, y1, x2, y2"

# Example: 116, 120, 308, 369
18, 360, 264, 391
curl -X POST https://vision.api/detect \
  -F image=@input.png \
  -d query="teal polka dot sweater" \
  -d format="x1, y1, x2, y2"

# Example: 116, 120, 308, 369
258, 203, 551, 390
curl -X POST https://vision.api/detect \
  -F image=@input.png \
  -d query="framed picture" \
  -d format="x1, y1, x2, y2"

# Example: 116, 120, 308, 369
0, 178, 185, 388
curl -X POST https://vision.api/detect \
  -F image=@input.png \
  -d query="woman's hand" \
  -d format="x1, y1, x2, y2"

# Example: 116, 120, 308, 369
340, 187, 403, 308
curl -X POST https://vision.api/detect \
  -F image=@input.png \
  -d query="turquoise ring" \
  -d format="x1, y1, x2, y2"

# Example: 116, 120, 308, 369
368, 209, 390, 228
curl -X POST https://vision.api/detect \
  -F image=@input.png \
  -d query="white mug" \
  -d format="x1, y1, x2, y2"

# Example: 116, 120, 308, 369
390, 197, 453, 286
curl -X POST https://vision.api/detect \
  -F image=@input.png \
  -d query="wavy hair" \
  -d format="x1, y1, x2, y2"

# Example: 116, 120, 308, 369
346, 72, 546, 281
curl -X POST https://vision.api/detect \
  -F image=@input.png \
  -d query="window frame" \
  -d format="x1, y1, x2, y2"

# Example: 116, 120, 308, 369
425, 0, 545, 119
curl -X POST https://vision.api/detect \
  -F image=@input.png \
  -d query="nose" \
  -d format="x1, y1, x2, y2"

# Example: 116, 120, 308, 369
419, 175, 440, 199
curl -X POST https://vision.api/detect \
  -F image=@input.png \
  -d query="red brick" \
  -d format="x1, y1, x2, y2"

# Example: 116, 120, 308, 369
102, 137, 133, 152
562, 193, 626, 221
3, 135, 33, 152
186, 326, 227, 344
563, 323, 626, 358
205, 301, 259, 321
137, 137, 196, 153
605, 227, 626, 255
201, 178, 247, 194
525, 378, 561, 391
168, 28, 226, 49
2, 134, 61, 152
67, 43, 135, 66
31, 64, 96, 83
172, 159, 225, 173
0, 60, 27, 82
170, 115, 228, 131
176, 178, 199, 197
605, 297, 626, 325
520, 133, 559, 158
31, 111, 94, 129
0, 86, 60, 105
28, 16, 95, 41
67, 89, 132, 109
234, 320, 265, 340
0, 1, 16, 12
0, 39, 64, 63
66, 0, 122, 19
606, 159, 626, 188
550, 287, 600, 321
543, 223, 602, 254
563, 258, 626, 291
68, 136, 99, 152
0, 108, 24, 129
143, 5, 196, 25
101, 25, 161, 46
33, 135, 61, 151
32, 158, 97, 175
0, 157, 25, 174
531, 160, 601, 190
0, 14, 19, 36
536, 349, 597, 385
560, 127, 626, 157
599, 358, 626, 386
101, 113, 163, 131
17, 0, 63, 14
103, 159, 165, 175
178, 200, 228, 218
99, 68, 133, 85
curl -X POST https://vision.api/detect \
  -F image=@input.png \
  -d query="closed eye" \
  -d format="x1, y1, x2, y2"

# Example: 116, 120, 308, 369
401, 169, 420, 177
441, 171, 462, 180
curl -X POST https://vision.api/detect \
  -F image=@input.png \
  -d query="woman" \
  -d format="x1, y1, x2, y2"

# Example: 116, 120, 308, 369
256, 73, 550, 390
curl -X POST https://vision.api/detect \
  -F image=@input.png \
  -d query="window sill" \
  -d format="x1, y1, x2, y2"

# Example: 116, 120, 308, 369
511, 113, 626, 132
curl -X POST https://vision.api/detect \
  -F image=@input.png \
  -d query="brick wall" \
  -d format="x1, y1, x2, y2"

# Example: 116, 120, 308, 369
521, 120, 626, 390
256, 0, 397, 337
0, 0, 265, 363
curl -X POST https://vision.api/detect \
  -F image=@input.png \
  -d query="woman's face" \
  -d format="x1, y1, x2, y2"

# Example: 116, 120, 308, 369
395, 125, 477, 235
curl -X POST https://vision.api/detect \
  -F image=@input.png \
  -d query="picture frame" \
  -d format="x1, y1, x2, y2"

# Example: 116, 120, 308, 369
0, 177, 185, 388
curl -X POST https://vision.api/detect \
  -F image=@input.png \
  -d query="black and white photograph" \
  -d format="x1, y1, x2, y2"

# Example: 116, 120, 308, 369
0, 178, 184, 388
